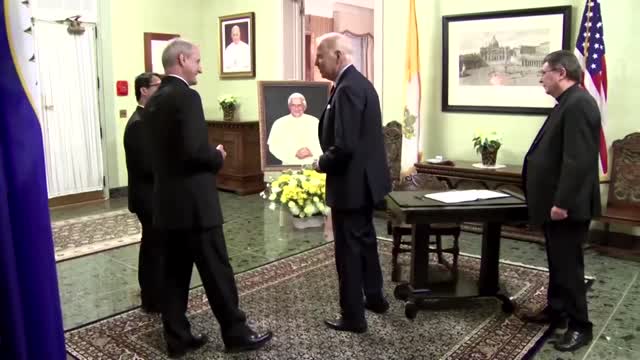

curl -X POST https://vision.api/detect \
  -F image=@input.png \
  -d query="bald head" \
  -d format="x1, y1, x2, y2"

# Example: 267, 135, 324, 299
162, 38, 194, 69
315, 32, 353, 81
161, 38, 202, 85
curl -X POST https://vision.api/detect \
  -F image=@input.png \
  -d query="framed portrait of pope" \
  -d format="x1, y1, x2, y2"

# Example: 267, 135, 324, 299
258, 81, 332, 171
219, 12, 256, 79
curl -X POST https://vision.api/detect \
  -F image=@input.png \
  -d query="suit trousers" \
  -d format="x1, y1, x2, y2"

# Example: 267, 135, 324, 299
136, 215, 166, 311
331, 207, 384, 324
543, 219, 592, 331
161, 226, 248, 348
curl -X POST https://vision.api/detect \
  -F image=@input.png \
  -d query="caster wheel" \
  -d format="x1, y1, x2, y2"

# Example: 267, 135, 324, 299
405, 302, 418, 320
394, 283, 411, 301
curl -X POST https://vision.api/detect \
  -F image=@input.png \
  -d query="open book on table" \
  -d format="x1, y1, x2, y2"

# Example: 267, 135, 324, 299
423, 189, 510, 204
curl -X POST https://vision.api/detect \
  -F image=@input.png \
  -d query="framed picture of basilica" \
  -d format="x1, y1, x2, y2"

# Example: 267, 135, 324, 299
442, 6, 571, 115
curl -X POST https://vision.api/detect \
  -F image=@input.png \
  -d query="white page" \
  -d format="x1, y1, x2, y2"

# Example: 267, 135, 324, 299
424, 189, 509, 204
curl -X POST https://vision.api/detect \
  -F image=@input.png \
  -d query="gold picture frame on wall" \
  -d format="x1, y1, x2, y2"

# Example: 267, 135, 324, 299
144, 32, 179, 73
219, 12, 256, 79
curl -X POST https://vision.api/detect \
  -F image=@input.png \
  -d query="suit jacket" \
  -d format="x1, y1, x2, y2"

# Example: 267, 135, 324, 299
144, 76, 225, 229
124, 106, 153, 218
523, 84, 601, 225
318, 66, 391, 210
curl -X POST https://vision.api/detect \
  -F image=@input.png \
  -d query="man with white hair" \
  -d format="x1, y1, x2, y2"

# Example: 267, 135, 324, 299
144, 38, 272, 357
223, 25, 250, 72
314, 33, 391, 333
267, 92, 322, 165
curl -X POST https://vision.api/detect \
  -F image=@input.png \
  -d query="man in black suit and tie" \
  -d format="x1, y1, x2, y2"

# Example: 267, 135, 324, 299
144, 39, 272, 358
521, 50, 601, 352
123, 71, 163, 313
313, 33, 391, 333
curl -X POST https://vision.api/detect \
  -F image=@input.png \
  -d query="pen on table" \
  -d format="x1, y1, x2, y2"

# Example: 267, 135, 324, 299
414, 195, 425, 201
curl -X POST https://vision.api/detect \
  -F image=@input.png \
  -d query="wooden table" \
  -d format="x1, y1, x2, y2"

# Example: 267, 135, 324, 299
386, 190, 529, 319
415, 160, 524, 194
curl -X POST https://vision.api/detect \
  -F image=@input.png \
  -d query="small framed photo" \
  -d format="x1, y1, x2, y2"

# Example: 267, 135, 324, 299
258, 81, 332, 171
219, 12, 255, 79
144, 32, 179, 73
442, 6, 571, 114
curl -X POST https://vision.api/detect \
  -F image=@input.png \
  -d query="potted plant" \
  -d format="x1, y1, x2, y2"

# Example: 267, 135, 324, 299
472, 129, 502, 166
218, 95, 239, 121
260, 169, 329, 229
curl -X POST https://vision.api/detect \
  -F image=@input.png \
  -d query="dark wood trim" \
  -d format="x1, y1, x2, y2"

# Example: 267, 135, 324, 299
49, 190, 104, 208
144, 32, 179, 72
109, 186, 128, 199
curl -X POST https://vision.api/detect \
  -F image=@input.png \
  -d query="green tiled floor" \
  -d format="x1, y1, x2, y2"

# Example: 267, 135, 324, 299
53, 192, 640, 359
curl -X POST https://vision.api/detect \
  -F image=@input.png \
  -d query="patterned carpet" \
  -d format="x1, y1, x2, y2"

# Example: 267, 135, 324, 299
65, 241, 552, 360
52, 210, 140, 261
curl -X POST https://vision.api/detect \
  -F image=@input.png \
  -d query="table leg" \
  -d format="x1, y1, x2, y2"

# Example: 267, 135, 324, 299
410, 224, 430, 289
479, 222, 501, 295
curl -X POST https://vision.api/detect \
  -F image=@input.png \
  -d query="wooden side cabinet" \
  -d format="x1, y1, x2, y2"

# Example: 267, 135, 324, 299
206, 120, 264, 195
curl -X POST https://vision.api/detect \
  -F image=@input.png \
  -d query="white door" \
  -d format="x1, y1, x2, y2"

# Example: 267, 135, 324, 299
33, 21, 104, 198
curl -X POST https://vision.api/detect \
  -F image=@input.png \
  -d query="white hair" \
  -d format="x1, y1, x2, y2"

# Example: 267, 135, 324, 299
161, 38, 194, 69
288, 92, 307, 107
316, 32, 353, 61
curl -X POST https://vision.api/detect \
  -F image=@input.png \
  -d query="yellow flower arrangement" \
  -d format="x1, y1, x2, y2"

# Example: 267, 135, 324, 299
260, 169, 329, 218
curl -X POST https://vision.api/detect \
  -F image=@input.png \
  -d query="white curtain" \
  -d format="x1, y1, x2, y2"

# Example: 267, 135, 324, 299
33, 21, 103, 198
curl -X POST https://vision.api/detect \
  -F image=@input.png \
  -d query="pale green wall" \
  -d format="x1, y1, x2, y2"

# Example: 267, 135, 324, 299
100, 0, 637, 188
197, 0, 284, 120
98, 0, 282, 187
383, 0, 639, 167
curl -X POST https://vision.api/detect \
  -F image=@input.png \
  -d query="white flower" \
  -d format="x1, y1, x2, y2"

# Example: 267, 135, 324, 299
268, 202, 277, 210
268, 193, 276, 201
303, 203, 317, 215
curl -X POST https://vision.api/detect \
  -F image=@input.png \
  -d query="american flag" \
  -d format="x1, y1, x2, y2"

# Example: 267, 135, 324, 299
575, 0, 608, 173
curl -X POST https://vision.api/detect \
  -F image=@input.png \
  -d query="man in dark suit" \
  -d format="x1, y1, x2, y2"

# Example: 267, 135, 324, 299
522, 50, 601, 352
144, 39, 272, 358
123, 71, 163, 313
313, 33, 391, 333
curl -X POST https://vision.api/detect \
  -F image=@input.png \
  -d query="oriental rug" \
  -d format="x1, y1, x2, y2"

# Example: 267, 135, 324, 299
65, 241, 555, 360
52, 210, 140, 262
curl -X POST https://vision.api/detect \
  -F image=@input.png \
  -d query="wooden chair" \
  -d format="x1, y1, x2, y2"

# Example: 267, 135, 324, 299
597, 132, 640, 241
387, 173, 461, 282
382, 120, 402, 187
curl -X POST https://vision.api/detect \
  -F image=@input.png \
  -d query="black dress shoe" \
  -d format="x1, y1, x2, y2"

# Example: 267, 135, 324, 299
141, 304, 161, 314
324, 318, 367, 333
224, 330, 273, 353
554, 329, 593, 352
365, 299, 390, 314
167, 334, 208, 358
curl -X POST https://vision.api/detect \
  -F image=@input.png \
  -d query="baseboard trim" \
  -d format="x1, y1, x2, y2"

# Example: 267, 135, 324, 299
49, 190, 104, 208
109, 186, 128, 199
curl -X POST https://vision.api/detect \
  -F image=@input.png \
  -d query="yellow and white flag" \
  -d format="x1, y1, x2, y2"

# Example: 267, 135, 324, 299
400, 0, 421, 176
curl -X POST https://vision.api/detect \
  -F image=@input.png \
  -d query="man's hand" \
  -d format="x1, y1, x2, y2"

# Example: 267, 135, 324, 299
216, 144, 227, 160
295, 147, 313, 160
312, 159, 322, 173
550, 206, 568, 221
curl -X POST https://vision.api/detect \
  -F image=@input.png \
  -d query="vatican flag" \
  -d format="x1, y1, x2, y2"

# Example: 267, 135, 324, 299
400, 0, 421, 176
